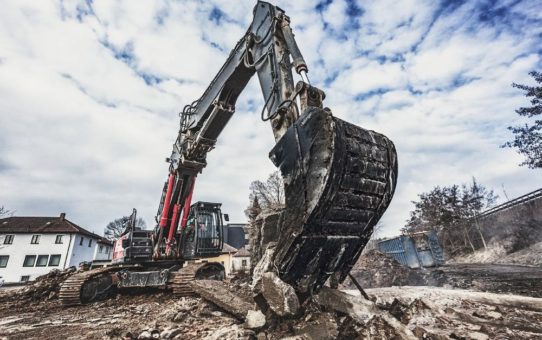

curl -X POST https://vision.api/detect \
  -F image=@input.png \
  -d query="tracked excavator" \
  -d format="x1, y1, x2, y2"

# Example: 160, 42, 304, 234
59, 1, 397, 305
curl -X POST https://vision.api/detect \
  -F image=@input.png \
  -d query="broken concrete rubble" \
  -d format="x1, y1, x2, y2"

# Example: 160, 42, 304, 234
314, 287, 417, 339
260, 272, 300, 317
251, 242, 276, 290
0, 267, 77, 305
189, 280, 255, 320
249, 211, 282, 273
245, 309, 266, 329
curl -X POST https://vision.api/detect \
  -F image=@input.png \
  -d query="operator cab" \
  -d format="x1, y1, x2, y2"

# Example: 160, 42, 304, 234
181, 201, 224, 259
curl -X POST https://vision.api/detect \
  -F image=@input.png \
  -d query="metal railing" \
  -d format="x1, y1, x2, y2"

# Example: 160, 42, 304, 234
475, 188, 542, 220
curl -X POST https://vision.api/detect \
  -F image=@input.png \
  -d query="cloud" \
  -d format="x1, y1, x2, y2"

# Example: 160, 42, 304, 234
0, 0, 541, 239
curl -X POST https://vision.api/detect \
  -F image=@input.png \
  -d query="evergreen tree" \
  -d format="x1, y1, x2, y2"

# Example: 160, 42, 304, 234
503, 71, 542, 168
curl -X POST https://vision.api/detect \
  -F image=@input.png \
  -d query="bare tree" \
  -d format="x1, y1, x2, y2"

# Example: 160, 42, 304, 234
246, 171, 285, 215
104, 216, 146, 241
0, 206, 13, 218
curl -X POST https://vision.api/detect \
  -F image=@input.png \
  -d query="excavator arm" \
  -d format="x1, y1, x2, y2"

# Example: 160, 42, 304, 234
154, 2, 313, 257
154, 1, 398, 295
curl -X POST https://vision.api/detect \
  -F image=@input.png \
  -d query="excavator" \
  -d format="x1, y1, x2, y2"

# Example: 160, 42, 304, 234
59, 1, 397, 305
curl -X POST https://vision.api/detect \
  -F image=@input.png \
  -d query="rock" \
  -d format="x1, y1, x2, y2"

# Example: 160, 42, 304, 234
251, 243, 276, 291
204, 324, 255, 340
160, 328, 182, 339
260, 272, 299, 317
172, 312, 187, 322
138, 331, 152, 339
486, 311, 502, 319
245, 309, 266, 329
190, 280, 256, 320
468, 332, 489, 340
314, 287, 375, 323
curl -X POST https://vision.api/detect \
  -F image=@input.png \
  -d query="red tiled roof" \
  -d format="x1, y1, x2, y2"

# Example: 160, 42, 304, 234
0, 215, 101, 240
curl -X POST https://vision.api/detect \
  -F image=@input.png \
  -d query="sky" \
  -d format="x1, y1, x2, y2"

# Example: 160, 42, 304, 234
0, 0, 541, 238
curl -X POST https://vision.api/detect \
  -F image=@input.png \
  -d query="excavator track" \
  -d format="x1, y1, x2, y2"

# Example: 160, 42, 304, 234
169, 263, 199, 297
59, 262, 224, 305
270, 107, 398, 294
59, 267, 117, 306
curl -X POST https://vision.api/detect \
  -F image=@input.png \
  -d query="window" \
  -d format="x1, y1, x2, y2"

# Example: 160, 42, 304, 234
98, 245, 103, 253
48, 254, 61, 266
88, 239, 92, 247
0, 255, 9, 268
30, 235, 40, 244
55, 235, 63, 244
20, 275, 30, 282
242, 259, 247, 267
36, 255, 49, 267
3, 234, 14, 244
23, 255, 36, 267
80, 237, 84, 246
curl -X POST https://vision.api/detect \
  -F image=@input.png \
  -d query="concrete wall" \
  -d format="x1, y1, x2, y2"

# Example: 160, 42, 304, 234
0, 233, 73, 283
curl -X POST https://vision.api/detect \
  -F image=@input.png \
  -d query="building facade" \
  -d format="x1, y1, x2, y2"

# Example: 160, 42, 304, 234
231, 247, 251, 273
0, 213, 113, 283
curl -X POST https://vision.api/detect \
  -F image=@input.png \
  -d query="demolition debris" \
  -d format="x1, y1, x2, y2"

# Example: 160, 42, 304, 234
1, 250, 542, 339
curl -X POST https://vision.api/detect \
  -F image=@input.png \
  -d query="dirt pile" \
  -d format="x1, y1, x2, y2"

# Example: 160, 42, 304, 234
346, 250, 431, 288
0, 267, 76, 304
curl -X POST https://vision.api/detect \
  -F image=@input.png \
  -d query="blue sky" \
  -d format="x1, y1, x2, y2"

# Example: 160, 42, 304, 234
0, 0, 541, 237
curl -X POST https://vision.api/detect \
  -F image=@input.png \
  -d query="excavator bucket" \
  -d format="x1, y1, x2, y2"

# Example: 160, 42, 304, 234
269, 107, 398, 294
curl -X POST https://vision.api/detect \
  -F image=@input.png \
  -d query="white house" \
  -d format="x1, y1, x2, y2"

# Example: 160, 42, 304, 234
231, 247, 251, 273
0, 213, 113, 283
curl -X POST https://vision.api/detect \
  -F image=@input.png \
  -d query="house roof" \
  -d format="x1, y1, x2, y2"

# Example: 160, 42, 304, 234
233, 247, 250, 257
97, 237, 114, 246
0, 214, 103, 240
221, 242, 238, 253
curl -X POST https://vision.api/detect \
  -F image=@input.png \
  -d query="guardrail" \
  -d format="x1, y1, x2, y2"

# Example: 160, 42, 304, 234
476, 188, 542, 220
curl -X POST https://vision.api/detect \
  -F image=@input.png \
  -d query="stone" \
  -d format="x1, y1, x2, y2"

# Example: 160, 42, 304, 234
190, 280, 256, 320
468, 332, 489, 340
138, 331, 152, 339
486, 311, 502, 319
160, 328, 183, 339
251, 244, 276, 291
260, 272, 299, 317
314, 288, 376, 322
204, 324, 255, 340
245, 309, 266, 329
172, 312, 186, 322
